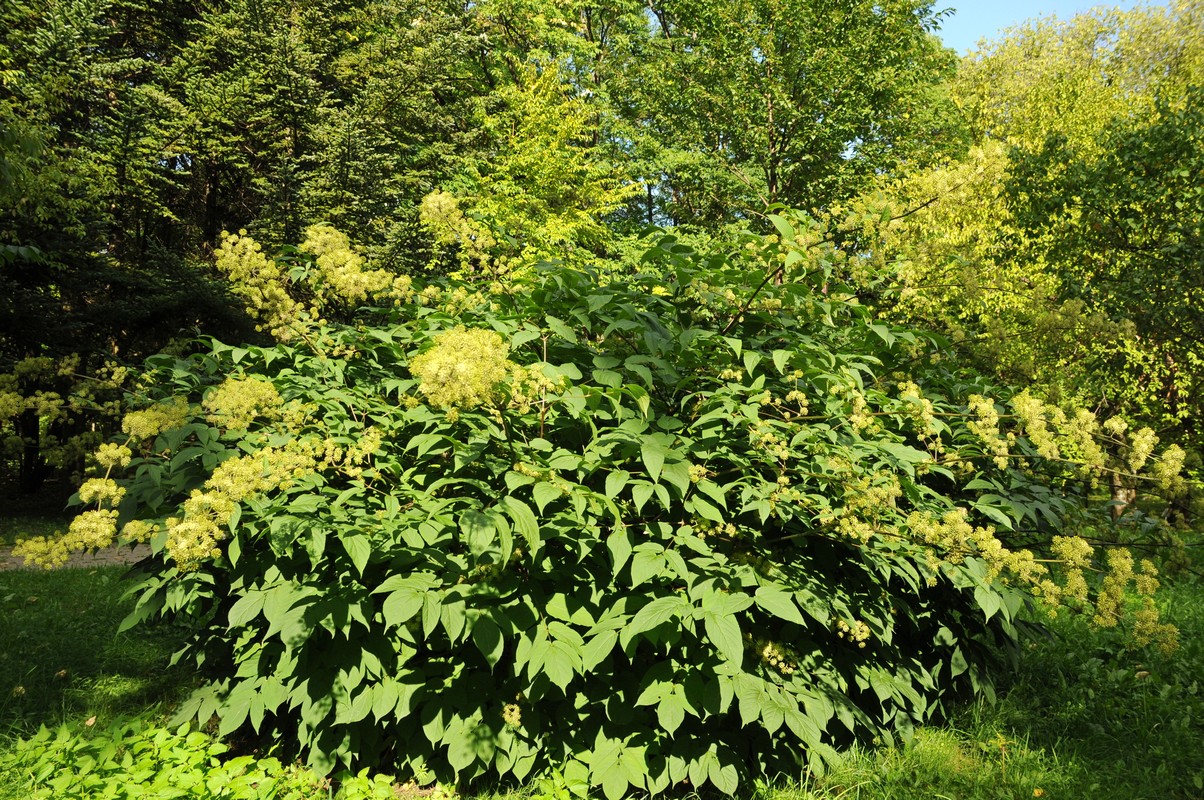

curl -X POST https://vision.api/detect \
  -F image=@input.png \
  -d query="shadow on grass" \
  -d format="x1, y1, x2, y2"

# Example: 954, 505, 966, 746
0, 565, 192, 736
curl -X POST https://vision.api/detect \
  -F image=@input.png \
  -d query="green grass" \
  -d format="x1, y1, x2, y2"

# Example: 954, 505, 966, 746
0, 566, 191, 735
763, 580, 1204, 800
1, 564, 1201, 799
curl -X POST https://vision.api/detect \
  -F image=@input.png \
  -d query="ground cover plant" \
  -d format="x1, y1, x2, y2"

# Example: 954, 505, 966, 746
11, 214, 1189, 796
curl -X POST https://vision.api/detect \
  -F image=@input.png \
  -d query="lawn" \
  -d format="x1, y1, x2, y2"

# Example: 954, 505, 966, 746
1, 562, 1201, 799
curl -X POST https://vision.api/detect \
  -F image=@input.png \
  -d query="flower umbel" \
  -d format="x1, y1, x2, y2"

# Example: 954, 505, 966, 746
410, 326, 512, 411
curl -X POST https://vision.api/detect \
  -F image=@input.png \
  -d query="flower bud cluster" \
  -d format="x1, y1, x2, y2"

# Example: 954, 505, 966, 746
755, 639, 799, 675
122, 397, 191, 441
300, 224, 393, 306
507, 363, 567, 415
215, 230, 307, 341
896, 381, 937, 435
835, 619, 871, 648
749, 421, 790, 462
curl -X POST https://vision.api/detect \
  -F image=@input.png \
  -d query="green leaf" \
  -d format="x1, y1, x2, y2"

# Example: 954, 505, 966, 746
754, 586, 804, 624
767, 214, 795, 240
630, 549, 665, 587
500, 496, 541, 553
582, 630, 618, 670
606, 528, 633, 576
379, 575, 440, 628
628, 479, 655, 513
869, 324, 896, 346
471, 616, 505, 669
657, 688, 687, 734
532, 482, 562, 514
660, 459, 692, 496
974, 584, 1003, 622
703, 612, 744, 664
772, 349, 792, 374
687, 495, 724, 523
460, 510, 496, 558
600, 763, 629, 800
605, 470, 630, 498
628, 595, 689, 636
593, 369, 623, 388
708, 757, 739, 795
341, 534, 371, 576
228, 592, 265, 627
972, 500, 1014, 530
641, 435, 669, 481
546, 315, 578, 343
544, 641, 580, 692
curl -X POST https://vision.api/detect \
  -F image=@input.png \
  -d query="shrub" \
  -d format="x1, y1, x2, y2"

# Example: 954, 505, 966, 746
27, 212, 1184, 796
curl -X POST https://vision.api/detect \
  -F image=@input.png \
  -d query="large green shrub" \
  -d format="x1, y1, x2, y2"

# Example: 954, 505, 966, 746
27, 213, 1182, 796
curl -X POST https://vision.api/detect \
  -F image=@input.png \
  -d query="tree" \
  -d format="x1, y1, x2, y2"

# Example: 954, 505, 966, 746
870, 1, 1204, 447
419, 65, 639, 277
610, 0, 964, 226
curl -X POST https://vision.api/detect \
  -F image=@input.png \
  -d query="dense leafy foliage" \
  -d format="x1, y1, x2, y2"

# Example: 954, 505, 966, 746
14, 217, 1164, 795
874, 0, 1204, 450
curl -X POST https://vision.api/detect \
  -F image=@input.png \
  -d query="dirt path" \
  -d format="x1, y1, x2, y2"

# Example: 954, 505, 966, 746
0, 543, 152, 571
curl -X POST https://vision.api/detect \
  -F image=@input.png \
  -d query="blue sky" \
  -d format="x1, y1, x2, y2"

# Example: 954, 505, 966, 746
935, 1, 1168, 53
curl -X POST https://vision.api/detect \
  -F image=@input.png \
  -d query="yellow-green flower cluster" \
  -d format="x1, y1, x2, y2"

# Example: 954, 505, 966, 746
410, 327, 512, 411
166, 490, 236, 569
419, 190, 498, 274
507, 363, 567, 415
121, 519, 158, 543
1011, 392, 1060, 460
848, 391, 877, 433
78, 477, 125, 507
749, 421, 790, 461
908, 507, 997, 566
502, 703, 523, 729
435, 285, 490, 318
897, 380, 937, 435
835, 619, 872, 648
1151, 444, 1187, 496
1132, 597, 1179, 656
967, 394, 1012, 469
95, 442, 133, 469
203, 375, 283, 431
165, 438, 324, 570
300, 224, 393, 305
0, 389, 22, 420
1061, 408, 1107, 475
215, 230, 307, 341
122, 397, 191, 441
1126, 426, 1158, 472
12, 510, 120, 568
755, 639, 799, 674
